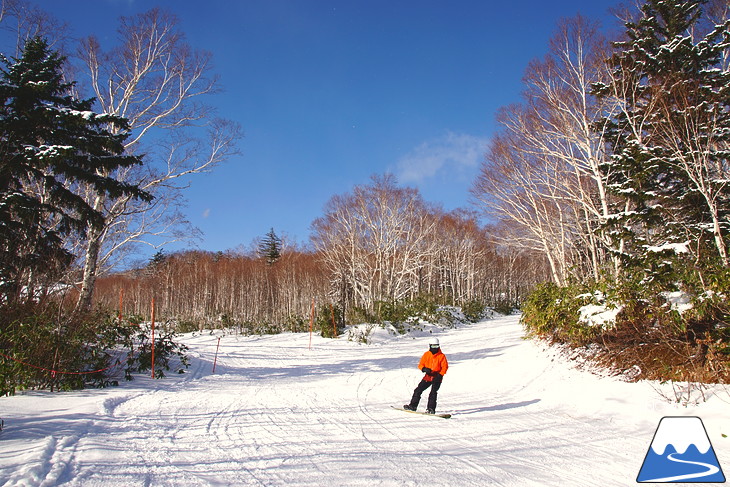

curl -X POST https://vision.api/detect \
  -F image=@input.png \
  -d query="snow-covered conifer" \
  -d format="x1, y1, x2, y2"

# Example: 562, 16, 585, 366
0, 37, 150, 303
259, 228, 282, 265
592, 0, 730, 275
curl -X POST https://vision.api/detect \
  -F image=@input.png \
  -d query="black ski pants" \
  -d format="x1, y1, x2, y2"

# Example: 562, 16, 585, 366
408, 376, 442, 411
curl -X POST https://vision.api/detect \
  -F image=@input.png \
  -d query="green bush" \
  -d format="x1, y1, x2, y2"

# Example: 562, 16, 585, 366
520, 282, 601, 346
408, 295, 440, 321
256, 322, 283, 335
0, 306, 116, 395
175, 319, 200, 334
348, 306, 374, 325
284, 315, 307, 333
315, 304, 343, 338
373, 295, 440, 325
374, 300, 409, 324
235, 319, 286, 336
462, 299, 486, 323
0, 306, 190, 396
492, 299, 516, 316
119, 323, 190, 380
237, 321, 257, 335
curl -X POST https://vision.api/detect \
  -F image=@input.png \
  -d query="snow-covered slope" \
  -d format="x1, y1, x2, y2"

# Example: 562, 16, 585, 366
1, 315, 728, 486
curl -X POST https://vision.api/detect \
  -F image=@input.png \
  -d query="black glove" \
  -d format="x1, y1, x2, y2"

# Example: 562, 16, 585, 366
422, 367, 432, 375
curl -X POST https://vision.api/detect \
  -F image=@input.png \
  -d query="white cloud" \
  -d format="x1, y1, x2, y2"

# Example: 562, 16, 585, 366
395, 132, 487, 185
202, 208, 211, 219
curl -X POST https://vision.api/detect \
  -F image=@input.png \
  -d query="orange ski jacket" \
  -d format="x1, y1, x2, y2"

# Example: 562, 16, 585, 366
418, 349, 448, 382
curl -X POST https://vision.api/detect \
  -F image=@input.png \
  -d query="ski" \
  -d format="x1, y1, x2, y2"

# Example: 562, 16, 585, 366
391, 406, 451, 419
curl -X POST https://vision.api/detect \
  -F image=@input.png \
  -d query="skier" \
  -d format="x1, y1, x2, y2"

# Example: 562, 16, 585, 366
403, 337, 449, 414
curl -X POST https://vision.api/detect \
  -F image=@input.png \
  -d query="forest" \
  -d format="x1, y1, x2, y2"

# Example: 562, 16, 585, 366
2, 0, 730, 394
93, 191, 545, 333
478, 0, 730, 384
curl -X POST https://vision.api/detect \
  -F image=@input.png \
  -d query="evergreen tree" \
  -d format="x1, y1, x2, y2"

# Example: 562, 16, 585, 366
146, 249, 167, 276
592, 0, 730, 276
0, 37, 151, 302
259, 228, 282, 265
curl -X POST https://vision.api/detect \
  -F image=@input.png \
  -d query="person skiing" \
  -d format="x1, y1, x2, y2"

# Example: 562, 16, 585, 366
403, 337, 449, 414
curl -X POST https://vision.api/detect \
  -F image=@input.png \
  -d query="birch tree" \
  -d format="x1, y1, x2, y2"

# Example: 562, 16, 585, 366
74, 8, 242, 311
472, 116, 576, 286
311, 175, 436, 309
472, 16, 614, 284
0, 0, 69, 56
429, 209, 487, 303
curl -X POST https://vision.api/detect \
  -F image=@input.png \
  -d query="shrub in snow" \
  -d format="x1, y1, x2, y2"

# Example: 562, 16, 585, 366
577, 303, 624, 330
521, 282, 604, 346
461, 299, 488, 323
314, 304, 343, 338
0, 307, 190, 396
117, 320, 190, 380
344, 324, 381, 344
660, 291, 692, 314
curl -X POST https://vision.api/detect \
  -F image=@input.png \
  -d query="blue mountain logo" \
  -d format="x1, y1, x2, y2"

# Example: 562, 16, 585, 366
637, 416, 725, 483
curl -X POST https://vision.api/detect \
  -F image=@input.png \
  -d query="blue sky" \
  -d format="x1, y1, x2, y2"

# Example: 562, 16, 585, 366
35, 0, 620, 255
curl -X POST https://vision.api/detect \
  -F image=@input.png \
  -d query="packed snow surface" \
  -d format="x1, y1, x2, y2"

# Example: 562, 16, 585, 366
1, 314, 729, 486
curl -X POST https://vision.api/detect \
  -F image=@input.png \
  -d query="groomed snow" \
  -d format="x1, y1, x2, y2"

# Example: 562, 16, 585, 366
1, 314, 728, 486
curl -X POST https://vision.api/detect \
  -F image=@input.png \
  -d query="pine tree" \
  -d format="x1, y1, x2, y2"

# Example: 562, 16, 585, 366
146, 249, 167, 276
259, 228, 282, 265
592, 0, 730, 276
0, 37, 151, 302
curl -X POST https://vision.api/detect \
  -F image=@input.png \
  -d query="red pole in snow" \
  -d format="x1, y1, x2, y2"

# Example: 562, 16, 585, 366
150, 297, 156, 379
212, 336, 221, 373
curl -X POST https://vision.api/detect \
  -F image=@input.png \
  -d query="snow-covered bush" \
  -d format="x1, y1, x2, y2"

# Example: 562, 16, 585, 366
576, 291, 623, 331
521, 264, 730, 384
0, 307, 190, 396
373, 295, 439, 326
461, 299, 488, 323
521, 282, 603, 346
343, 324, 379, 344
118, 321, 190, 380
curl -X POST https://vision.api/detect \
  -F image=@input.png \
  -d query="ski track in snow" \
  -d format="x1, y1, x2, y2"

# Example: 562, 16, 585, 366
1, 314, 728, 486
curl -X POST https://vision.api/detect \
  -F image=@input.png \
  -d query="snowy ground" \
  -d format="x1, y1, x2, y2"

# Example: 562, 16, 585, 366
1, 314, 729, 486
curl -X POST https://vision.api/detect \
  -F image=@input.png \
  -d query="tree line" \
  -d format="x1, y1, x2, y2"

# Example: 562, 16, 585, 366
0, 3, 239, 393
472, 0, 730, 384
0, 3, 241, 312
5, 0, 729, 392
473, 0, 730, 287
92, 188, 547, 332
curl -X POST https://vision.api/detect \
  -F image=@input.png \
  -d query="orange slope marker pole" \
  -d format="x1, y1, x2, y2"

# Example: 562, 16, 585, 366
212, 336, 221, 373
